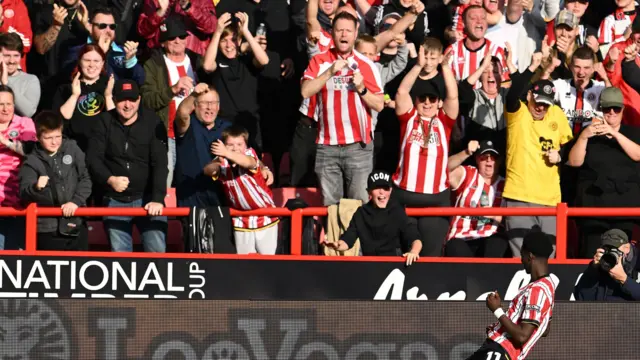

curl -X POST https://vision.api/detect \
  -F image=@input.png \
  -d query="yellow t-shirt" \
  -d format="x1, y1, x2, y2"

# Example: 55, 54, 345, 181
503, 101, 573, 206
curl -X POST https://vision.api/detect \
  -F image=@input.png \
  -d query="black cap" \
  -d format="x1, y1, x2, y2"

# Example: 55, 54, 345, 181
159, 16, 188, 43
478, 139, 500, 156
522, 231, 554, 259
367, 170, 392, 190
412, 80, 441, 99
531, 80, 556, 106
113, 79, 140, 102
601, 229, 629, 248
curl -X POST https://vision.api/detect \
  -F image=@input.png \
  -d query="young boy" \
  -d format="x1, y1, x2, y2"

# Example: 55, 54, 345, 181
203, 125, 279, 255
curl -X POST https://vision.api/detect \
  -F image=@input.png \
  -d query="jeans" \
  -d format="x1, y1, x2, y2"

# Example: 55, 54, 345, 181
0, 217, 25, 250
314, 142, 373, 206
167, 137, 176, 188
103, 197, 167, 252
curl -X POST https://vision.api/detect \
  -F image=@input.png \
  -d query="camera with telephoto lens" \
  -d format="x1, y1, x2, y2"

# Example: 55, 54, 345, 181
600, 245, 625, 272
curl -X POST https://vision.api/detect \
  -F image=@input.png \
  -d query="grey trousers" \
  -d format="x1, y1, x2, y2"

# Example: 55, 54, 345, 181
504, 198, 557, 258
315, 142, 373, 206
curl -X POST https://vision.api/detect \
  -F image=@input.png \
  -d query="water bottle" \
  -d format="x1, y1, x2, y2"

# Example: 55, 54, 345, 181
256, 23, 267, 37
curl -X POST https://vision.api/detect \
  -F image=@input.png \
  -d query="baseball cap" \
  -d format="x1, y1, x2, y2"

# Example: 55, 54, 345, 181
367, 170, 392, 190
477, 139, 500, 156
599, 87, 624, 109
159, 16, 188, 43
555, 9, 579, 29
601, 229, 629, 248
412, 81, 441, 100
521, 230, 554, 259
113, 79, 140, 102
531, 80, 556, 106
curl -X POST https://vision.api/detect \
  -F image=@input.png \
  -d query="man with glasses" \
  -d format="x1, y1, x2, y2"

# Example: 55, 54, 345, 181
62, 7, 144, 85
173, 83, 230, 208
502, 52, 573, 258
141, 16, 203, 188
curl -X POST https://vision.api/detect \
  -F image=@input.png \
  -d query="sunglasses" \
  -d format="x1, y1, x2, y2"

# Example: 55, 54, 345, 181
168, 34, 189, 41
93, 23, 117, 30
601, 106, 623, 114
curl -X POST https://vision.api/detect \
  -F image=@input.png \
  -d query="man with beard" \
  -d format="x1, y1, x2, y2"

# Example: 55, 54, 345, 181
0, 33, 40, 118
502, 52, 573, 258
446, 5, 509, 87
62, 7, 144, 85
88, 79, 169, 253
301, 12, 383, 206
324, 170, 422, 265
466, 231, 555, 360
31, 0, 92, 110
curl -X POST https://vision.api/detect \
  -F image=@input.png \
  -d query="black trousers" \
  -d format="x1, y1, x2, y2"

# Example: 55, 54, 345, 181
466, 340, 509, 360
444, 234, 509, 258
37, 225, 89, 251
289, 116, 318, 187
390, 187, 451, 257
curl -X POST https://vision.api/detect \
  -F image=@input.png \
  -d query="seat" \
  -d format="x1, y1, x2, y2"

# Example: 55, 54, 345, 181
272, 187, 323, 207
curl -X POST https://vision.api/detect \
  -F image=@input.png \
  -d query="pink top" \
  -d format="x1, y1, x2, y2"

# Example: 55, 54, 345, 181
0, 115, 36, 208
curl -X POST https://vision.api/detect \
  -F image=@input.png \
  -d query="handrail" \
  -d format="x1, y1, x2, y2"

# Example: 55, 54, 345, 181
0, 203, 637, 259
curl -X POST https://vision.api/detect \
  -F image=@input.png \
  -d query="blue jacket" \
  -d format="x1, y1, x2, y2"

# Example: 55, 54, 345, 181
574, 246, 640, 301
62, 38, 145, 85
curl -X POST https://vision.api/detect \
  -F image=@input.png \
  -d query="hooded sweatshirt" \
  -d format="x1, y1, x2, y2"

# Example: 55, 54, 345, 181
341, 199, 420, 256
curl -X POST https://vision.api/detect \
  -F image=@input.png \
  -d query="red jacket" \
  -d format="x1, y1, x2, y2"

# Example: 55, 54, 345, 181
605, 39, 640, 127
0, 0, 31, 71
137, 0, 217, 56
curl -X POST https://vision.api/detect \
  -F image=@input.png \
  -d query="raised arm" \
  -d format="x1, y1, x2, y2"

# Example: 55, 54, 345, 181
441, 53, 459, 119
506, 52, 542, 113
59, 73, 81, 120
203, 13, 232, 73
34, 5, 65, 55
395, 46, 426, 115
374, 1, 424, 51
176, 83, 209, 136
306, 0, 322, 43
237, 12, 269, 68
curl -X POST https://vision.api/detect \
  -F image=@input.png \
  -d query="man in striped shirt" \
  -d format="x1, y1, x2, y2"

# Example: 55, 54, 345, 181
466, 231, 556, 360
301, 12, 384, 206
446, 5, 509, 87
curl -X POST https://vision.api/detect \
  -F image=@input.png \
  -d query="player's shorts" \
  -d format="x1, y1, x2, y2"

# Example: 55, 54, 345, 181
465, 339, 510, 360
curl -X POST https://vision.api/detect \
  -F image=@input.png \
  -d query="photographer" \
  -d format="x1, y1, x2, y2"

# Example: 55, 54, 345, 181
574, 229, 640, 301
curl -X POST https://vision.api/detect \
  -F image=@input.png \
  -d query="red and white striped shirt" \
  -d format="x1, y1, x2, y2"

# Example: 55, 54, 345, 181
488, 276, 556, 360
217, 148, 278, 230
447, 166, 505, 240
598, 8, 637, 45
446, 38, 509, 87
165, 55, 195, 139
393, 107, 455, 194
0, 115, 36, 208
303, 48, 383, 145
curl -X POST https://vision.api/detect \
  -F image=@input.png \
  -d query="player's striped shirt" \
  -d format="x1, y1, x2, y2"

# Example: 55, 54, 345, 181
488, 275, 556, 360
303, 48, 383, 145
447, 166, 505, 240
393, 107, 454, 194
598, 8, 637, 45
0, 115, 36, 208
446, 38, 509, 88
217, 148, 278, 230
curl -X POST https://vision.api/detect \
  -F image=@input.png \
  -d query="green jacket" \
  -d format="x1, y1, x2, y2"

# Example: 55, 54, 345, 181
141, 49, 204, 134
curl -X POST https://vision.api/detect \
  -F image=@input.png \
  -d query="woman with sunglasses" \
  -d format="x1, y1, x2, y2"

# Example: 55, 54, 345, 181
391, 45, 459, 257
567, 87, 640, 259
52, 44, 115, 154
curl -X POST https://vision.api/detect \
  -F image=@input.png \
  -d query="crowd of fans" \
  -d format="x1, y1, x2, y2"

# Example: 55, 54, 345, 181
0, 0, 639, 260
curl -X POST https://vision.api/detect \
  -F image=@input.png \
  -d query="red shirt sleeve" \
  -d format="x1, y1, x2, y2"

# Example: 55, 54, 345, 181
303, 54, 322, 81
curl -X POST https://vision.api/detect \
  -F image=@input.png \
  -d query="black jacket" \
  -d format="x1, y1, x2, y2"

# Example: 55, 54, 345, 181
341, 200, 420, 256
574, 246, 640, 301
87, 107, 168, 204
19, 139, 92, 233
